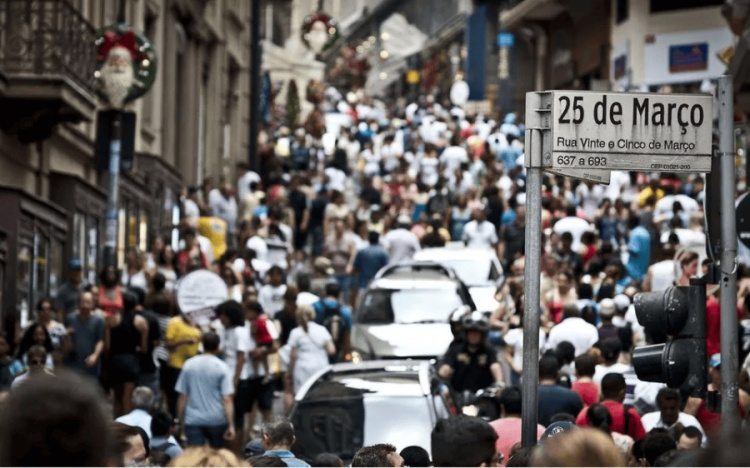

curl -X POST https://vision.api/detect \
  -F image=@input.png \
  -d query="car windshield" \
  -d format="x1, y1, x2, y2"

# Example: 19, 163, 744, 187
290, 375, 437, 463
433, 258, 498, 285
357, 289, 463, 324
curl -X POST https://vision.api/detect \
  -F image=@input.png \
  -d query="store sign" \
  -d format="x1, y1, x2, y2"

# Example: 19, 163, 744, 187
175, 269, 228, 326
548, 91, 712, 172
669, 43, 708, 73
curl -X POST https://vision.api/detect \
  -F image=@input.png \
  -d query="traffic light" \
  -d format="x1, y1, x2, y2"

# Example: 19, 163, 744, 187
632, 281, 707, 397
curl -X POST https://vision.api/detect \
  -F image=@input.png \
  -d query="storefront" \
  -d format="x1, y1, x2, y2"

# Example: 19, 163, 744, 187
136, 152, 183, 248
49, 173, 106, 287
117, 172, 152, 267
0, 188, 67, 330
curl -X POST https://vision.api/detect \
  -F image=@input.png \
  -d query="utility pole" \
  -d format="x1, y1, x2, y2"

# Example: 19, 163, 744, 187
249, 0, 262, 172
718, 76, 740, 432
103, 116, 121, 268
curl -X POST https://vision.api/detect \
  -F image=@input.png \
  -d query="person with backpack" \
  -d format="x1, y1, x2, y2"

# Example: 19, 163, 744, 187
150, 411, 183, 465
312, 283, 352, 363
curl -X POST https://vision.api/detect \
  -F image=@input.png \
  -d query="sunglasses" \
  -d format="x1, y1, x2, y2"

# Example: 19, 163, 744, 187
29, 359, 44, 366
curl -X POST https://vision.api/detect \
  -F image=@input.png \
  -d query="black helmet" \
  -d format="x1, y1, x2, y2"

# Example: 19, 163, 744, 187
461, 311, 489, 333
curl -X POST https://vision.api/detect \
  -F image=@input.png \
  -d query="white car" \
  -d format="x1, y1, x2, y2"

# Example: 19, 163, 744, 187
414, 247, 504, 311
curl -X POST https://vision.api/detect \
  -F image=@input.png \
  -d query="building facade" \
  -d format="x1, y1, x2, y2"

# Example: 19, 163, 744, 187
0, 0, 253, 329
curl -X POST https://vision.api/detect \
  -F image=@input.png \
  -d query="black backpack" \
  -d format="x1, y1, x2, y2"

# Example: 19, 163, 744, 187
322, 301, 345, 349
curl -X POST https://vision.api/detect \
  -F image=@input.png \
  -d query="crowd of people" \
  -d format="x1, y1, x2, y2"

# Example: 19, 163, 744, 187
1, 89, 750, 466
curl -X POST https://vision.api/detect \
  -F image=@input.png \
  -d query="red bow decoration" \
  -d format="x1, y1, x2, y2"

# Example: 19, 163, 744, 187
96, 30, 144, 62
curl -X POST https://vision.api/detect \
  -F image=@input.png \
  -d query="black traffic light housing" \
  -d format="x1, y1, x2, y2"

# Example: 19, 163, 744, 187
632, 279, 707, 397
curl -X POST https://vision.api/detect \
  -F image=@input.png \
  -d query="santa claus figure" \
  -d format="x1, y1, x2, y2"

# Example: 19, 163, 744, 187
99, 45, 135, 109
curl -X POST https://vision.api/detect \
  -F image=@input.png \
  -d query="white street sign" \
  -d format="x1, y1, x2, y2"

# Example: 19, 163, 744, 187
548, 91, 712, 172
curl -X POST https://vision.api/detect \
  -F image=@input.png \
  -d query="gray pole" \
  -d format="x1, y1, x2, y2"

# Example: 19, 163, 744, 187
521, 140, 543, 446
249, 0, 262, 172
718, 75, 739, 431
103, 115, 121, 268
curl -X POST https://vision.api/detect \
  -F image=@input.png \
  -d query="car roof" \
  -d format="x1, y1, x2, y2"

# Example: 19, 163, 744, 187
368, 277, 459, 290
295, 360, 435, 398
415, 247, 500, 261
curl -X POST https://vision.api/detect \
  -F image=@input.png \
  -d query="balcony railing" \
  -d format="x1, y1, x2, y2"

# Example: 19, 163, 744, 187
0, 0, 96, 97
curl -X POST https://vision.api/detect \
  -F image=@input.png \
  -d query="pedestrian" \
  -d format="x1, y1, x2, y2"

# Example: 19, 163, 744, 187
53, 258, 86, 322
98, 265, 124, 317
64, 291, 105, 381
260, 416, 310, 467
489, 386, 546, 466
36, 297, 67, 366
431, 416, 499, 467
462, 206, 500, 255
323, 218, 356, 305
532, 427, 624, 467
0, 370, 111, 466
399, 446, 430, 468
169, 446, 248, 467
545, 304, 598, 356
11, 345, 54, 390
150, 411, 184, 464
285, 305, 335, 407
312, 283, 352, 363
352, 444, 404, 467
384, 214, 421, 264
259, 266, 288, 316
122, 247, 149, 291
574, 373, 646, 440
537, 356, 584, 427
17, 322, 54, 370
176, 331, 235, 449
163, 308, 202, 417
351, 231, 389, 300
115, 386, 159, 438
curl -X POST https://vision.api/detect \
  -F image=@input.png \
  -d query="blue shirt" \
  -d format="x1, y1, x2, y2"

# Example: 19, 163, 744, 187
353, 245, 389, 289
264, 450, 311, 467
312, 299, 353, 330
175, 354, 234, 426
151, 436, 183, 460
626, 225, 651, 281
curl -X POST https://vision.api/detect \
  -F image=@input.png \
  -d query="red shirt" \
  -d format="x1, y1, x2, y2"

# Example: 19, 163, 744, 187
253, 316, 273, 345
576, 400, 647, 440
572, 381, 600, 407
706, 295, 720, 357
489, 418, 545, 467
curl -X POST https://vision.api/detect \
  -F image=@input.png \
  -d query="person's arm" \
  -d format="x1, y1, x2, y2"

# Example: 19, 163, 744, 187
300, 207, 310, 231
438, 364, 453, 380
135, 315, 149, 354
234, 351, 245, 390
222, 395, 236, 441
490, 362, 504, 385
643, 267, 653, 292
284, 347, 297, 410
505, 346, 522, 374
86, 338, 104, 368
345, 241, 357, 274
176, 393, 187, 426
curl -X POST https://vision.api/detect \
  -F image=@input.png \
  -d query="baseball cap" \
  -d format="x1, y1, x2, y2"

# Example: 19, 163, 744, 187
538, 421, 575, 444
69, 258, 83, 270
599, 298, 616, 318
709, 353, 721, 368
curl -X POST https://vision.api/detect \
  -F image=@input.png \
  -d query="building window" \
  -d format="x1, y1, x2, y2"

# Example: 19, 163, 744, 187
650, 0, 722, 13
616, 0, 628, 23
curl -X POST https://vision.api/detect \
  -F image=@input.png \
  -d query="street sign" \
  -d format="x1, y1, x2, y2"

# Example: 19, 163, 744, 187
497, 32, 515, 48
545, 167, 611, 184
548, 91, 713, 173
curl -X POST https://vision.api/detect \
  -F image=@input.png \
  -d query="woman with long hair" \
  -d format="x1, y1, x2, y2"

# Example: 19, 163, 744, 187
503, 295, 546, 386
675, 251, 699, 287
36, 297, 66, 366
157, 244, 178, 290
99, 266, 124, 317
284, 305, 335, 408
587, 403, 634, 458
17, 322, 54, 370
105, 290, 148, 417
122, 247, 148, 291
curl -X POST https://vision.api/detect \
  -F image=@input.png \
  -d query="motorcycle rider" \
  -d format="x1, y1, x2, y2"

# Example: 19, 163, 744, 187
439, 311, 505, 394
447, 305, 471, 348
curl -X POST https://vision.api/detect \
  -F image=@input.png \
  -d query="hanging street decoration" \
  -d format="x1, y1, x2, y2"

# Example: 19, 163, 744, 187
94, 23, 158, 108
301, 12, 339, 54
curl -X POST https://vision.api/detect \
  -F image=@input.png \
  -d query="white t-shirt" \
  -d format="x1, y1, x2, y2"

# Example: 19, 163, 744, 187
241, 320, 279, 380
296, 291, 320, 307
504, 328, 546, 370
593, 362, 632, 384
649, 260, 677, 292
238, 171, 261, 201
122, 270, 148, 291
462, 220, 498, 250
553, 216, 591, 251
640, 411, 706, 443
222, 324, 252, 376
362, 149, 381, 177
184, 199, 200, 220
416, 156, 440, 187
576, 184, 605, 221
246, 236, 269, 262
325, 167, 347, 192
288, 322, 333, 393
440, 146, 469, 175
258, 284, 287, 316
384, 228, 421, 264
545, 317, 599, 356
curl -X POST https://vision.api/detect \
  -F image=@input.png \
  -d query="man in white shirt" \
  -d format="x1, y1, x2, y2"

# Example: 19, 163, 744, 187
237, 163, 261, 202
384, 215, 421, 264
462, 207, 499, 255
553, 204, 591, 252
116, 387, 180, 445
546, 304, 599, 357
592, 338, 632, 384
641, 387, 706, 445
439, 137, 469, 175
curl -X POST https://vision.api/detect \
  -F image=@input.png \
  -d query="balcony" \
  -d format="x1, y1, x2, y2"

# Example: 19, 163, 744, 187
0, 0, 97, 143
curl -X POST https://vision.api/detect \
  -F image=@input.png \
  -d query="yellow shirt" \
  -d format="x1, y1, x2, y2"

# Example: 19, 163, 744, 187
198, 216, 227, 261
165, 317, 201, 369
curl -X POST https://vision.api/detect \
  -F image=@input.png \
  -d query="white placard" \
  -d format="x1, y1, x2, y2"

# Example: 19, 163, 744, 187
175, 270, 229, 326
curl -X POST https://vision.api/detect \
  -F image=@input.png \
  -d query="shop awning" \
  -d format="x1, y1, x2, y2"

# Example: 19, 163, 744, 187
500, 0, 566, 30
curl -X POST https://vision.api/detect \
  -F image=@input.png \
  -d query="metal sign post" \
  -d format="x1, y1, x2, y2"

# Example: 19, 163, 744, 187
522, 88, 715, 444
521, 92, 545, 446
718, 76, 739, 433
